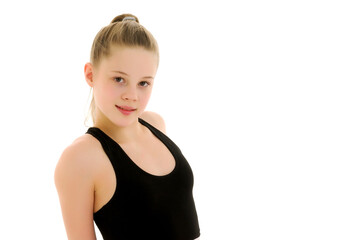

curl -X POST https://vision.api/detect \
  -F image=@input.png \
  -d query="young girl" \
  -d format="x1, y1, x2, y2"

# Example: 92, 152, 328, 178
54, 14, 200, 239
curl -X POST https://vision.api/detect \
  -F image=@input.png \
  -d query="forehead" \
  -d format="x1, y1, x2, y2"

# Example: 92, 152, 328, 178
99, 46, 158, 76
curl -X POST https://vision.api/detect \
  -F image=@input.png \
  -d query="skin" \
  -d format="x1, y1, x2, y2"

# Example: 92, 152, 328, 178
54, 46, 180, 239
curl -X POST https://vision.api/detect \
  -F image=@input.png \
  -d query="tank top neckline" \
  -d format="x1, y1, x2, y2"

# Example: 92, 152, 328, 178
88, 118, 178, 178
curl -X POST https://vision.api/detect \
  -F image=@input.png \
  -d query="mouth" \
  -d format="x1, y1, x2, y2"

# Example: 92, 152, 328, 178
115, 105, 137, 115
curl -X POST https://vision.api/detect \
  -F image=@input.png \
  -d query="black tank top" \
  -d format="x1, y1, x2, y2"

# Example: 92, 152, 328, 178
86, 118, 200, 240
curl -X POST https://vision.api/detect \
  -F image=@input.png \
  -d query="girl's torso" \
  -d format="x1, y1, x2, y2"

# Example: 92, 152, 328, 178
89, 119, 176, 212
78, 118, 200, 239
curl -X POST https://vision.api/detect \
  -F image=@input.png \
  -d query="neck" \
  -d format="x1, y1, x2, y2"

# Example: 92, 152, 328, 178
93, 112, 144, 144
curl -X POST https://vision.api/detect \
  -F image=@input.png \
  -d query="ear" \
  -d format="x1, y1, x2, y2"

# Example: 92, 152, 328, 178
84, 62, 95, 87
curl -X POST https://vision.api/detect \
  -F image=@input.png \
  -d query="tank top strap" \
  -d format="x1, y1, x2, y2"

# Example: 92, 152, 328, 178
138, 118, 163, 139
138, 118, 182, 154
85, 127, 125, 171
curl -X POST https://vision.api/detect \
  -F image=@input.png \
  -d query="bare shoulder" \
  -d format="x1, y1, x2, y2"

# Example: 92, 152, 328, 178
54, 134, 102, 239
54, 134, 103, 186
140, 111, 166, 133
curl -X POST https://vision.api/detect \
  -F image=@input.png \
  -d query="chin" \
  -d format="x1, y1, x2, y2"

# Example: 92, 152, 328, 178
112, 115, 140, 127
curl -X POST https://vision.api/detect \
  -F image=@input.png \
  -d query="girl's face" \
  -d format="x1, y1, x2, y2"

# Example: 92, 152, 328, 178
87, 46, 158, 128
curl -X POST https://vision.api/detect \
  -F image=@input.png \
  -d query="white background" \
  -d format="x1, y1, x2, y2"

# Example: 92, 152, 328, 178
0, 0, 359, 239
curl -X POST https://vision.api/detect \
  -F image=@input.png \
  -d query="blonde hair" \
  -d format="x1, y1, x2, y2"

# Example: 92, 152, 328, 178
85, 14, 159, 125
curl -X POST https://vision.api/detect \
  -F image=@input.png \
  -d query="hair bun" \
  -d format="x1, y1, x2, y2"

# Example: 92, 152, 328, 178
111, 14, 139, 24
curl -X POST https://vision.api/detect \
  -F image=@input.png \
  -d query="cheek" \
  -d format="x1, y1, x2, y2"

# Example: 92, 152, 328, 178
139, 89, 152, 108
93, 83, 117, 106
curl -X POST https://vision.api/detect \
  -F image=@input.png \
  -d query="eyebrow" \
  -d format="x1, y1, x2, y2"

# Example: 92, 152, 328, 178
112, 70, 154, 79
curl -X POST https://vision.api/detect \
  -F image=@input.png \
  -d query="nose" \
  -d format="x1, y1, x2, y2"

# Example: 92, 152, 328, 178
122, 85, 137, 102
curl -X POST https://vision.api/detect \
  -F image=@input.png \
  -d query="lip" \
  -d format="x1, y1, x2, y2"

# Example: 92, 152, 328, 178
116, 105, 137, 115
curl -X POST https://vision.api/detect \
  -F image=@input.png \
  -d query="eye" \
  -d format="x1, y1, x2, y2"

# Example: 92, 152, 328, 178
139, 81, 150, 87
114, 77, 124, 83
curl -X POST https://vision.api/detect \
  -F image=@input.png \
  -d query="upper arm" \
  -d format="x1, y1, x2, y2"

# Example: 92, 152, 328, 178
140, 111, 166, 133
54, 141, 97, 240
